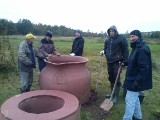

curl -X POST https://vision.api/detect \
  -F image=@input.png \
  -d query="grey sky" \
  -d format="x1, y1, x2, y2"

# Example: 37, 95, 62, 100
0, 0, 159, 33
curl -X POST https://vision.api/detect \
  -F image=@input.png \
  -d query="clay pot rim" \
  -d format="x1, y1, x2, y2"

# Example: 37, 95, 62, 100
1, 90, 79, 120
45, 55, 88, 65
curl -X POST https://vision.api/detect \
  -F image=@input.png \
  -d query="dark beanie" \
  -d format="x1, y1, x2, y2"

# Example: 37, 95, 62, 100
130, 30, 141, 39
75, 29, 81, 34
46, 31, 53, 38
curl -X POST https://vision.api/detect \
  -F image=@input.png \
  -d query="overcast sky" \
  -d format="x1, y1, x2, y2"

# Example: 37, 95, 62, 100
0, 0, 160, 33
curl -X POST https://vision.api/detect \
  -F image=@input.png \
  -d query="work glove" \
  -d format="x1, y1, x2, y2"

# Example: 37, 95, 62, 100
70, 53, 75, 56
56, 53, 61, 56
132, 80, 140, 90
100, 50, 104, 56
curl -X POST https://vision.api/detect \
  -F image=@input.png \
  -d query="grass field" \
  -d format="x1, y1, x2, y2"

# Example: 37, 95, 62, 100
0, 35, 160, 120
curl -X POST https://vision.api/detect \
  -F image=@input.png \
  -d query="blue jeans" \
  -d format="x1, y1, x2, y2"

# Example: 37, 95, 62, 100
123, 90, 142, 120
19, 71, 33, 93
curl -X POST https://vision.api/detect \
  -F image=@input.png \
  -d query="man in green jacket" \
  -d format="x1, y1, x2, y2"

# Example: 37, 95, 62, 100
18, 33, 37, 93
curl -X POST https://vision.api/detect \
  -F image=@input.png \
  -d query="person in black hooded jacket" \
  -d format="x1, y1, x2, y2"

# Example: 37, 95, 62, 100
100, 25, 129, 103
70, 30, 84, 56
123, 30, 152, 120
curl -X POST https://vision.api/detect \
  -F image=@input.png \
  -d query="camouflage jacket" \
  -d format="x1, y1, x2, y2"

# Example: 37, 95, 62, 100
18, 40, 36, 72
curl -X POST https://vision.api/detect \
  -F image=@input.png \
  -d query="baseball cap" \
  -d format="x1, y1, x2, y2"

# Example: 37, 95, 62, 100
26, 33, 37, 39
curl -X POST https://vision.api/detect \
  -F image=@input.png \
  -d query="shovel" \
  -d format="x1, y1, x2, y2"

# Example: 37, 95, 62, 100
100, 62, 123, 111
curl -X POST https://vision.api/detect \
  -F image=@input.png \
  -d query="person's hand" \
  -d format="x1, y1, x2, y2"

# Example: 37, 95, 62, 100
29, 63, 35, 68
132, 80, 140, 90
70, 53, 75, 56
56, 53, 61, 56
48, 54, 52, 57
100, 50, 104, 56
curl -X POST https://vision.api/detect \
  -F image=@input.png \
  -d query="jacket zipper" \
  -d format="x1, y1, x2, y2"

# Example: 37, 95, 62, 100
109, 40, 113, 55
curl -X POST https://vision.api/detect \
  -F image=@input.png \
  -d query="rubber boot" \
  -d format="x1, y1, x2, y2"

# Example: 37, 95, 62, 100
112, 85, 120, 104
106, 83, 114, 98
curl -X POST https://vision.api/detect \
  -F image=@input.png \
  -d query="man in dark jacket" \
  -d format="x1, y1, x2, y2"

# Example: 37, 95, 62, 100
37, 30, 60, 71
100, 25, 129, 103
18, 33, 37, 93
70, 30, 84, 56
123, 30, 152, 120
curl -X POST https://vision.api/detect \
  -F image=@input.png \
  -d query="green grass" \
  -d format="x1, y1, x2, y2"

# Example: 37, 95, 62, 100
0, 35, 160, 120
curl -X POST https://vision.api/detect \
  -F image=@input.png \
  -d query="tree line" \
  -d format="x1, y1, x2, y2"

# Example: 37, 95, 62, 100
0, 18, 104, 37
0, 18, 160, 38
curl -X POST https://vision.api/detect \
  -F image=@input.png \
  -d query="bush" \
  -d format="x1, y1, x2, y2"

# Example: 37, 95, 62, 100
0, 35, 17, 75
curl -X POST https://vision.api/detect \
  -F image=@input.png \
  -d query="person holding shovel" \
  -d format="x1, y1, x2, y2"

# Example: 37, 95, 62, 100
100, 25, 129, 103
123, 30, 152, 120
37, 30, 60, 71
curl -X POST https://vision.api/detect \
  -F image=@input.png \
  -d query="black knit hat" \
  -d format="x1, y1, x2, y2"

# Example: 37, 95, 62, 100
130, 30, 141, 39
75, 29, 81, 34
46, 30, 53, 38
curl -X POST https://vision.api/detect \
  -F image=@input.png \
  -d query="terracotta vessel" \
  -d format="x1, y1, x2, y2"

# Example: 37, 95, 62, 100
39, 55, 91, 104
1, 90, 80, 120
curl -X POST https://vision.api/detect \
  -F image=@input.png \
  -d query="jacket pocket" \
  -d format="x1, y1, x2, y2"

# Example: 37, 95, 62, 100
126, 76, 136, 81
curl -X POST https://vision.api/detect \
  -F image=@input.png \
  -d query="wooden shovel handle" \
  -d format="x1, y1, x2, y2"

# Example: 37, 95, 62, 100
109, 62, 123, 100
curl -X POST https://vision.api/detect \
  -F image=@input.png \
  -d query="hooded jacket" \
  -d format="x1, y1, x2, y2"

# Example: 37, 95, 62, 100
104, 25, 129, 63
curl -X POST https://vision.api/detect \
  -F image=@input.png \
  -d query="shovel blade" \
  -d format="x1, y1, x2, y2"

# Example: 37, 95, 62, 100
100, 99, 113, 111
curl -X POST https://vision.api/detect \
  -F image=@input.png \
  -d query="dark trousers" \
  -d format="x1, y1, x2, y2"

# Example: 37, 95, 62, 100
107, 61, 121, 86
38, 59, 46, 71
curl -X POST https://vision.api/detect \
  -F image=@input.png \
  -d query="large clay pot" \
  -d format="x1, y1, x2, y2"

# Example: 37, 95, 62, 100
1, 90, 80, 120
39, 55, 91, 104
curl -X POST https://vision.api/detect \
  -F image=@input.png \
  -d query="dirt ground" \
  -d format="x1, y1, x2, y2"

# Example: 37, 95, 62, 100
81, 90, 112, 120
